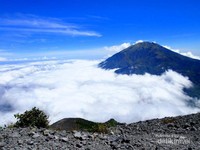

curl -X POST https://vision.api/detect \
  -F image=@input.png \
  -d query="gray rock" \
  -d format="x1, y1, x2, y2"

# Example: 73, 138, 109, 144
73, 131, 88, 140
54, 135, 59, 140
76, 143, 82, 148
0, 142, 6, 147
87, 134, 95, 140
121, 138, 130, 144
9, 132, 21, 138
99, 135, 108, 140
73, 131, 82, 138
183, 123, 190, 129
110, 141, 119, 149
167, 123, 174, 128
108, 136, 118, 143
32, 133, 40, 138
43, 130, 50, 136
17, 139, 23, 145
61, 137, 68, 142
190, 126, 197, 131
27, 141, 34, 145
47, 134, 55, 139
28, 131, 35, 136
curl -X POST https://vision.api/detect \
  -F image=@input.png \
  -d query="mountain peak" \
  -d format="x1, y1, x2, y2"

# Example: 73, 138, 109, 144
122, 41, 174, 55
99, 42, 200, 98
134, 41, 157, 46
131, 41, 161, 47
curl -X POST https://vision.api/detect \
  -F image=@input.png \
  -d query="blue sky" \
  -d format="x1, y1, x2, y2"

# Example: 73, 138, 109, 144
0, 0, 200, 59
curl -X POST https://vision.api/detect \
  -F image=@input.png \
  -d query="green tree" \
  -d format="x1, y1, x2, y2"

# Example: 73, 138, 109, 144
14, 107, 49, 128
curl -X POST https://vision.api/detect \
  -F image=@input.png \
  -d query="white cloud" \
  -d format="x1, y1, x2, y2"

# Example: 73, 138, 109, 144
163, 45, 200, 60
104, 43, 131, 52
135, 40, 144, 44
0, 16, 101, 37
0, 59, 199, 126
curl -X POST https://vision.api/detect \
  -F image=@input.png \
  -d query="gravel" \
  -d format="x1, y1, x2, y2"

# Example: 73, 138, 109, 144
0, 113, 200, 149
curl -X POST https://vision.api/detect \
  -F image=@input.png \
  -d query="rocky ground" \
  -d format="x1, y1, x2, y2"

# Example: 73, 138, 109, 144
0, 113, 200, 150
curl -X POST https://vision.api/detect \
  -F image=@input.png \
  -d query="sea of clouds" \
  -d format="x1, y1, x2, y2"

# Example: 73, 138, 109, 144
0, 59, 199, 126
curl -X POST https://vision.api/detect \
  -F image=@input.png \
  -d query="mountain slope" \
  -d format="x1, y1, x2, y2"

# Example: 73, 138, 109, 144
1, 113, 200, 149
99, 42, 200, 98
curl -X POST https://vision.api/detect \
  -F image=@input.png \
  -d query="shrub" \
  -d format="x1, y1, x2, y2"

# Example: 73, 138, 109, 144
162, 117, 175, 124
95, 123, 108, 133
14, 107, 49, 128
105, 118, 118, 127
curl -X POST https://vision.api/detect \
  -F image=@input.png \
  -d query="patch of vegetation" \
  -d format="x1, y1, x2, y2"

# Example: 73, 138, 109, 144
162, 117, 176, 124
76, 118, 118, 133
89, 123, 107, 133
105, 118, 118, 127
14, 107, 49, 128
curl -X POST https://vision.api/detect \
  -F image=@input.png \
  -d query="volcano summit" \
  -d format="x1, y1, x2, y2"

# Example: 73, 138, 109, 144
99, 42, 200, 98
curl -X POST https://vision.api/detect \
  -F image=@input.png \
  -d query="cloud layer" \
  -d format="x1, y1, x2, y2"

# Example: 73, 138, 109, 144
0, 59, 199, 126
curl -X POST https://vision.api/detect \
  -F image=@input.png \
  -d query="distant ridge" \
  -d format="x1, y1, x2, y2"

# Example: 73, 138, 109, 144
50, 118, 118, 132
99, 42, 200, 98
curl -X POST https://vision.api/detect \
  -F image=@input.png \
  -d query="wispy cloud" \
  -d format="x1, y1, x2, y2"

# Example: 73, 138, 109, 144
0, 27, 101, 37
0, 15, 101, 37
